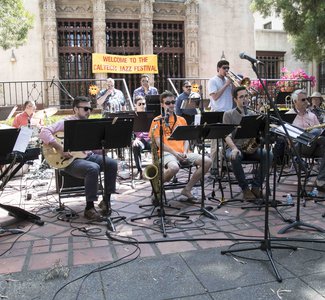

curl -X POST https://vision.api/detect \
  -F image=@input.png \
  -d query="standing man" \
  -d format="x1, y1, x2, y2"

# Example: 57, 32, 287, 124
223, 86, 272, 200
97, 78, 126, 113
208, 60, 235, 174
39, 96, 118, 221
149, 91, 212, 203
309, 91, 324, 123
175, 80, 197, 116
133, 74, 158, 101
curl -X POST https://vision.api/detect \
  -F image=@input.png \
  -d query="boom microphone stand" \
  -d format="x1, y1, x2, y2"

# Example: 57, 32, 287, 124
221, 61, 297, 283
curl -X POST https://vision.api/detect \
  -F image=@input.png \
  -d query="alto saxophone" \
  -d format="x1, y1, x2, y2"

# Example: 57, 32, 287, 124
143, 124, 161, 200
241, 138, 259, 154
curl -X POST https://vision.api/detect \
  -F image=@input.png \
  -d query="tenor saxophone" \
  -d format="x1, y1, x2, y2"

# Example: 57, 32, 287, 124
143, 124, 161, 200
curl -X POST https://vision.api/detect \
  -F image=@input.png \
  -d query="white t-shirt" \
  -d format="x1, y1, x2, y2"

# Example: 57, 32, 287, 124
208, 75, 233, 112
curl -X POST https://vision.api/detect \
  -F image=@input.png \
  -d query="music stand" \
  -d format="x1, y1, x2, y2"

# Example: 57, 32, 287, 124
0, 129, 44, 226
201, 112, 224, 124
170, 123, 235, 219
0, 105, 17, 121
145, 95, 161, 116
64, 118, 134, 231
131, 112, 155, 186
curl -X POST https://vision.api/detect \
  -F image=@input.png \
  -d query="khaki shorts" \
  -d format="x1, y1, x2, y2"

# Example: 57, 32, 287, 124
162, 152, 201, 167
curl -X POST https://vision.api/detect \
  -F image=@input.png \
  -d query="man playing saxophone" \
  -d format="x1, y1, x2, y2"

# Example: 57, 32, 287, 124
149, 91, 212, 204
223, 86, 273, 201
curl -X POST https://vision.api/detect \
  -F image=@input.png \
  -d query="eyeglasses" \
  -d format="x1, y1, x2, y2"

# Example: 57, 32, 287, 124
238, 94, 249, 99
300, 98, 307, 102
185, 86, 192, 88
137, 102, 146, 106
222, 66, 230, 70
77, 106, 93, 112
164, 100, 176, 105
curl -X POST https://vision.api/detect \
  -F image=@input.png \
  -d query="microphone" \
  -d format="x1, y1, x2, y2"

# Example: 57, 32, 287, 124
49, 76, 55, 87
243, 105, 248, 115
164, 108, 170, 127
239, 52, 264, 65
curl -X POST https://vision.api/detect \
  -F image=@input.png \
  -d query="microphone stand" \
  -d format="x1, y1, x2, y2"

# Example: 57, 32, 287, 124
131, 109, 188, 237
221, 61, 297, 283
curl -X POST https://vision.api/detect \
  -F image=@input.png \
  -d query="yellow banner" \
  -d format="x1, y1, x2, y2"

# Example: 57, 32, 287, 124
92, 53, 158, 74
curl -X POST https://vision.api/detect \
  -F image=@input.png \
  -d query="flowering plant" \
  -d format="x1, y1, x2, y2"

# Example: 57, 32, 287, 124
250, 79, 266, 93
276, 67, 316, 91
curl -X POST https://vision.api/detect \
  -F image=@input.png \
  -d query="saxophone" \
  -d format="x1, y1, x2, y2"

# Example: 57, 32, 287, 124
143, 124, 161, 201
241, 138, 259, 154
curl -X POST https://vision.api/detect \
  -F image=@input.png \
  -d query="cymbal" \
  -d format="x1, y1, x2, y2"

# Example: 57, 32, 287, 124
34, 107, 58, 119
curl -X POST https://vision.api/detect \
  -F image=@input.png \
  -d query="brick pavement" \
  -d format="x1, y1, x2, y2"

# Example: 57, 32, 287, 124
0, 161, 324, 299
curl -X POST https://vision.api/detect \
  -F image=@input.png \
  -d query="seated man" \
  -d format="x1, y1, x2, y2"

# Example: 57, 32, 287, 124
223, 86, 273, 200
149, 90, 212, 202
309, 91, 324, 123
97, 77, 126, 113
133, 95, 151, 179
287, 89, 325, 191
133, 74, 158, 101
13, 100, 41, 128
39, 96, 118, 221
175, 80, 197, 117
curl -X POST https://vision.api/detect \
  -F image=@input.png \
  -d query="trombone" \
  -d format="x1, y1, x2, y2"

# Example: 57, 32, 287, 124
227, 70, 251, 89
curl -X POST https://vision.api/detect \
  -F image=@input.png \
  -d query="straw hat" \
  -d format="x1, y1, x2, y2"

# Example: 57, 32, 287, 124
310, 91, 323, 100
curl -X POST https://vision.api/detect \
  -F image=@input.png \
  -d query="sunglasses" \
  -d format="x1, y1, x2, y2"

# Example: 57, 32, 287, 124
222, 66, 230, 70
185, 86, 192, 88
77, 106, 93, 112
164, 100, 176, 105
300, 98, 307, 102
137, 102, 146, 106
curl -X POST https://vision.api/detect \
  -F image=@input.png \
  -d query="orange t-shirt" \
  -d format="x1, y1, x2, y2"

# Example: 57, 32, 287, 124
149, 114, 187, 154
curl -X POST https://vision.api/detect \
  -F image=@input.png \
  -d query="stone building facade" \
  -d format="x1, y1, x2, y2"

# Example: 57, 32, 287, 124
0, 0, 319, 106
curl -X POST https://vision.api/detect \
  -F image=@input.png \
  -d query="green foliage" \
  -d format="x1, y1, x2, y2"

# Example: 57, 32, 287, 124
0, 0, 34, 50
251, 0, 325, 62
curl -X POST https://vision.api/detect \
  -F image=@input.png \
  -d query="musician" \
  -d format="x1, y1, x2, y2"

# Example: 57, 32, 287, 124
133, 95, 151, 179
223, 86, 272, 201
175, 80, 197, 116
39, 96, 118, 221
309, 91, 324, 123
208, 60, 235, 174
97, 78, 126, 113
287, 89, 325, 191
132, 74, 158, 101
13, 100, 41, 128
149, 90, 212, 203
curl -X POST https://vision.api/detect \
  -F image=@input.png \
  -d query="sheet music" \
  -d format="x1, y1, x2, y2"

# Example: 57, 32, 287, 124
273, 123, 303, 139
13, 126, 33, 153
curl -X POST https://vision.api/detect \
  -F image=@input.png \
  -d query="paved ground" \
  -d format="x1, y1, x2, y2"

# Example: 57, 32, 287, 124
0, 158, 324, 300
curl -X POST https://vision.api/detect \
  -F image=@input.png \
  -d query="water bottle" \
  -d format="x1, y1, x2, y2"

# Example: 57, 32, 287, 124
192, 187, 199, 198
310, 187, 319, 197
286, 193, 293, 205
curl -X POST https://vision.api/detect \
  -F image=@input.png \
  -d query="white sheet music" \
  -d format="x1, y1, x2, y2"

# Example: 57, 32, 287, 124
273, 123, 303, 139
13, 127, 33, 153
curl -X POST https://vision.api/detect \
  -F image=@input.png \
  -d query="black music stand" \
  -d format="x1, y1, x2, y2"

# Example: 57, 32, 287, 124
131, 112, 155, 186
0, 129, 44, 226
170, 123, 235, 219
64, 118, 134, 231
145, 95, 161, 116
0, 105, 17, 121
275, 127, 325, 234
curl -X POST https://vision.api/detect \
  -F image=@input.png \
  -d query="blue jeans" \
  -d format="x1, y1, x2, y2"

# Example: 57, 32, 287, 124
226, 148, 273, 191
64, 153, 117, 202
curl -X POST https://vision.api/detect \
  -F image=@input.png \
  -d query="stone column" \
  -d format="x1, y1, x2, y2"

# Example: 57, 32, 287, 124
92, 0, 107, 81
41, 0, 59, 106
139, 0, 155, 85
184, 0, 199, 77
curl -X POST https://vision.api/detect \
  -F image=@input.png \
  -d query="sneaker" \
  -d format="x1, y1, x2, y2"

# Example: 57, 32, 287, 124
84, 208, 102, 221
251, 187, 262, 198
98, 200, 109, 214
243, 189, 256, 201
